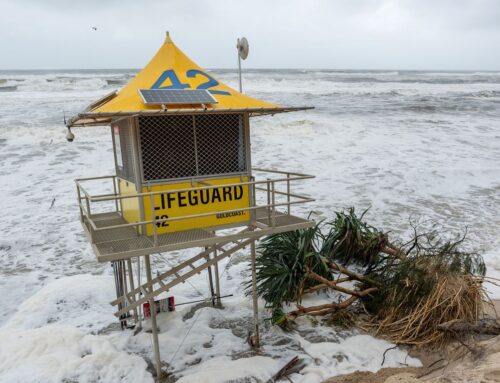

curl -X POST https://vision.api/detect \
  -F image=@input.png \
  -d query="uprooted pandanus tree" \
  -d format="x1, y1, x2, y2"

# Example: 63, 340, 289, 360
250, 208, 491, 347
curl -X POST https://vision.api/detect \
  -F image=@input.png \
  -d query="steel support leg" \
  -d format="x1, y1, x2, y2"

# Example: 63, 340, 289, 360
206, 246, 216, 306
113, 261, 128, 329
136, 256, 143, 331
145, 255, 162, 380
213, 247, 222, 307
126, 258, 139, 325
250, 239, 260, 348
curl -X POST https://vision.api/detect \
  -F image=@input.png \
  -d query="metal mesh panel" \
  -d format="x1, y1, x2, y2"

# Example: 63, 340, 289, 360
195, 114, 246, 176
113, 118, 135, 182
139, 115, 196, 180
139, 114, 246, 182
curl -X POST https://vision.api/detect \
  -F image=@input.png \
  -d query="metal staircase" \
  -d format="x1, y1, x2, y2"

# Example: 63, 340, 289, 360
112, 236, 254, 318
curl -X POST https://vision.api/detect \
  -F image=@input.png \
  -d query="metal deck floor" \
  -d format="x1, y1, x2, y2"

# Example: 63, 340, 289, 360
83, 209, 314, 262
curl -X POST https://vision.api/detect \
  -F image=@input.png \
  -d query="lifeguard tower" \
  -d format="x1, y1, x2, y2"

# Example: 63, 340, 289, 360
67, 33, 315, 378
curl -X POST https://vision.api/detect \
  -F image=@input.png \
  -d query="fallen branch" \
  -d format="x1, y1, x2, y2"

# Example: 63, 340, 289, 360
381, 345, 398, 366
308, 271, 378, 298
270, 356, 301, 383
382, 245, 405, 259
287, 296, 358, 320
303, 276, 352, 294
437, 319, 500, 335
328, 262, 381, 287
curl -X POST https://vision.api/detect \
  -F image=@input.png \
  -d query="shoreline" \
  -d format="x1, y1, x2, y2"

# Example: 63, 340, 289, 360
323, 300, 500, 383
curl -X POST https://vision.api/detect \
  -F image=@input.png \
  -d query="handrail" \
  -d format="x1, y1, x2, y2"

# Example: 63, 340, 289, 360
76, 183, 92, 200
75, 175, 116, 182
86, 198, 315, 232
73, 169, 304, 184
85, 174, 314, 203
254, 187, 309, 200
75, 169, 315, 239
252, 167, 310, 177
74, 168, 311, 198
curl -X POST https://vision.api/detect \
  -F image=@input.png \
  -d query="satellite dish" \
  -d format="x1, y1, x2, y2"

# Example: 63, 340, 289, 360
236, 37, 249, 93
237, 37, 249, 60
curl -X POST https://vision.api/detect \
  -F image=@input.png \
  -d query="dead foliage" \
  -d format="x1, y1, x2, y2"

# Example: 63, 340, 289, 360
251, 208, 489, 347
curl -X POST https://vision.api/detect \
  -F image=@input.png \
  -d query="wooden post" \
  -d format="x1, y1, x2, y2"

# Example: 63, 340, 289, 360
145, 255, 162, 380
250, 239, 260, 348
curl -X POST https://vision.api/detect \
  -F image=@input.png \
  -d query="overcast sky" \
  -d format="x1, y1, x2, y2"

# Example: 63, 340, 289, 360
1, 0, 499, 70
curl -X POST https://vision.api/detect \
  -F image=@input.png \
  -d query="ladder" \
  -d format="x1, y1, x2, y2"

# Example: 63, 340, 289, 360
112, 237, 255, 318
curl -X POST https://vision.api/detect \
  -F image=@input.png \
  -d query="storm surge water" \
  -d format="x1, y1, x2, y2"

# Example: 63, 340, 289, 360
0, 69, 499, 382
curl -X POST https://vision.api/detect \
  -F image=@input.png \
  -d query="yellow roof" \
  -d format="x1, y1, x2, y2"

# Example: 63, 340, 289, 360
68, 33, 312, 127
95, 33, 278, 113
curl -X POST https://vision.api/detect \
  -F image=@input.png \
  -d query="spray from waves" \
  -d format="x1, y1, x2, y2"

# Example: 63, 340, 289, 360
6, 77, 116, 92
0, 71, 135, 92
464, 90, 500, 98
106, 78, 127, 86
24, 77, 109, 91
1, 69, 499, 118
0, 85, 17, 92
218, 70, 500, 86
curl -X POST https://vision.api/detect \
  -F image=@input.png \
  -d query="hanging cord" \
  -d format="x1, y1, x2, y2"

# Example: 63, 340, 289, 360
156, 251, 232, 322
168, 302, 204, 368
154, 248, 253, 376
156, 252, 206, 297
218, 252, 236, 280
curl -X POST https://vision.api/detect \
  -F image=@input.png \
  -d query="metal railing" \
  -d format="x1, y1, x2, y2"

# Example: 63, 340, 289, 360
75, 168, 315, 245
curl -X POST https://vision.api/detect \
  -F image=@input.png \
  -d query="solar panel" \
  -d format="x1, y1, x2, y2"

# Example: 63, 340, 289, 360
138, 89, 218, 105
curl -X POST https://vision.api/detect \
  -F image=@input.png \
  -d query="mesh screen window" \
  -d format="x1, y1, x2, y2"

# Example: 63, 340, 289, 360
113, 118, 136, 182
139, 114, 247, 182
139, 115, 196, 180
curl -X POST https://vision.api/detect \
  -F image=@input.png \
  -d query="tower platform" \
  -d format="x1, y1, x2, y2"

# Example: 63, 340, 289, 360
76, 168, 315, 262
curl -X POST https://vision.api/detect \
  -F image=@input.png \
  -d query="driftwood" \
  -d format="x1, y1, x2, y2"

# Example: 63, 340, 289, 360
437, 319, 500, 335
270, 356, 301, 382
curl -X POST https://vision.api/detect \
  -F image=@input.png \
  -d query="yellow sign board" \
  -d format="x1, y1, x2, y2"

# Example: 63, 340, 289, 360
118, 176, 250, 236
143, 176, 250, 235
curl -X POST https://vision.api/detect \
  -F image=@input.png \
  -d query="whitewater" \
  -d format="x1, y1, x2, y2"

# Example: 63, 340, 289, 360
0, 69, 499, 382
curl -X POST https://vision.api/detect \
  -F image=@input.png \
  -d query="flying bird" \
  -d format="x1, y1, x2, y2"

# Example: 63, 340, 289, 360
92, 26, 97, 31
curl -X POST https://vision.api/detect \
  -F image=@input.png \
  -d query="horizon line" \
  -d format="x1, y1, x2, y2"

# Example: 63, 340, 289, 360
1, 67, 500, 73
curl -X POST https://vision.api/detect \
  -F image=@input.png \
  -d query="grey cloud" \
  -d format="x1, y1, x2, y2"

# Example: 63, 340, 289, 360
0, 0, 499, 70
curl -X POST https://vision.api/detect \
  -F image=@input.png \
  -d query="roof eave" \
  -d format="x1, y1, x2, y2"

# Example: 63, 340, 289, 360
67, 106, 314, 127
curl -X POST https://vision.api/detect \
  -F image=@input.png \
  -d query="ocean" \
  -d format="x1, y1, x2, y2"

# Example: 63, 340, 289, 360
0, 69, 499, 382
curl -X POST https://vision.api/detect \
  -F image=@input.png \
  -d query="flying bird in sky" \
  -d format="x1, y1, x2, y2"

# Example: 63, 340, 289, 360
92, 26, 97, 31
